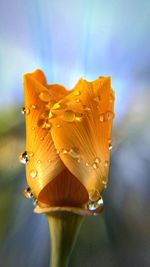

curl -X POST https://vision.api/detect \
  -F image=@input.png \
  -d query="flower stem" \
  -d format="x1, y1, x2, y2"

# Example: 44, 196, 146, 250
46, 211, 84, 267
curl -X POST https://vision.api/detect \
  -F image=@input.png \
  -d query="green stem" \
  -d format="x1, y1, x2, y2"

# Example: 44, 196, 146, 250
46, 212, 84, 267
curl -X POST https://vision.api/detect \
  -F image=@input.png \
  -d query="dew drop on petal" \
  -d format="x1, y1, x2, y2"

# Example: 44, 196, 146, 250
95, 157, 101, 164
49, 111, 55, 119
102, 180, 107, 189
83, 105, 91, 111
69, 147, 80, 158
30, 170, 38, 179
62, 149, 68, 154
56, 124, 62, 128
92, 162, 99, 169
74, 90, 81, 96
104, 160, 109, 167
21, 107, 30, 115
87, 195, 104, 212
31, 127, 35, 130
39, 91, 51, 102
75, 99, 81, 103
63, 110, 75, 122
31, 105, 37, 109
52, 103, 62, 110
23, 187, 33, 199
109, 144, 112, 150
33, 198, 38, 206
99, 114, 104, 122
42, 121, 52, 130
19, 151, 29, 164
75, 113, 83, 122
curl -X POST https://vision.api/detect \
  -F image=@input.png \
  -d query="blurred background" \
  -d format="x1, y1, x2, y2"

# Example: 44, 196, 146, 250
0, 0, 150, 266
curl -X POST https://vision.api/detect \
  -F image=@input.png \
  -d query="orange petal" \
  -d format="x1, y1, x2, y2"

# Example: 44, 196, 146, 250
50, 77, 115, 196
23, 71, 65, 200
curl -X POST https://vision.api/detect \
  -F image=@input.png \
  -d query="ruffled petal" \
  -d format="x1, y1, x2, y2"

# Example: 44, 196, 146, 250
23, 71, 65, 200
49, 77, 115, 196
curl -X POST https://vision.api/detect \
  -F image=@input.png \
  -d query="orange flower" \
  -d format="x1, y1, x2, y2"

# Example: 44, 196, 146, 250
22, 69, 115, 215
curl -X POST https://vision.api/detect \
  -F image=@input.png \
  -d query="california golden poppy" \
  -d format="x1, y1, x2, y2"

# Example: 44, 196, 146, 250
21, 69, 115, 267
21, 69, 115, 215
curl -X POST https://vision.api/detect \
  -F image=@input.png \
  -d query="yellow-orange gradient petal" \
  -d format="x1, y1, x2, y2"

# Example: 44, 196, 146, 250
23, 70, 66, 200
49, 77, 115, 197
23, 69, 88, 208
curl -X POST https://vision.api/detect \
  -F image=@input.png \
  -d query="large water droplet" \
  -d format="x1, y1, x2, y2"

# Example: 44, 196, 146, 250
19, 151, 29, 164
39, 91, 51, 102
30, 170, 38, 179
87, 196, 104, 212
23, 187, 33, 199
21, 107, 30, 115
109, 144, 112, 150
63, 110, 75, 122
102, 180, 107, 189
69, 147, 79, 158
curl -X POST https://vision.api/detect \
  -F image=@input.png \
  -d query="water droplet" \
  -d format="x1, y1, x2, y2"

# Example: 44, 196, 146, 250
19, 151, 29, 164
52, 102, 61, 110
74, 90, 81, 96
23, 187, 33, 199
63, 110, 75, 122
31, 105, 37, 109
92, 162, 99, 169
40, 137, 44, 141
48, 159, 52, 163
75, 113, 83, 122
75, 99, 81, 103
21, 107, 30, 115
102, 180, 107, 189
109, 144, 112, 150
87, 196, 104, 212
69, 147, 79, 158
30, 170, 38, 179
37, 160, 41, 164
33, 198, 38, 206
56, 124, 62, 128
41, 120, 52, 130
62, 149, 68, 154
99, 114, 104, 122
95, 157, 101, 164
104, 160, 109, 167
93, 96, 101, 102
83, 105, 91, 111
31, 127, 35, 130
28, 151, 34, 157
39, 91, 51, 102
85, 162, 89, 167
105, 111, 114, 121
49, 111, 55, 119
56, 150, 60, 154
